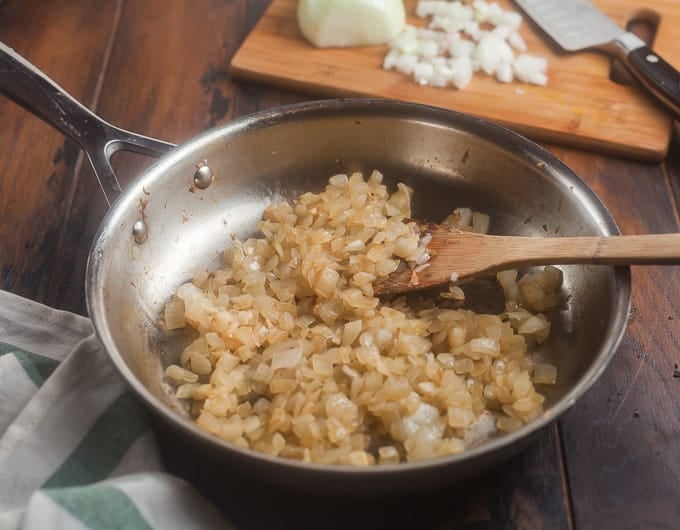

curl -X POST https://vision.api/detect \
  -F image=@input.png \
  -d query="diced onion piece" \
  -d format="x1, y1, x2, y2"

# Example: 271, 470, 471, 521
166, 171, 561, 465
326, 392, 359, 428
495, 61, 513, 84
402, 402, 443, 439
395, 53, 418, 75
508, 31, 527, 51
165, 364, 199, 383
448, 406, 475, 428
496, 269, 519, 303
252, 363, 274, 384
440, 284, 465, 300
513, 54, 548, 86
315, 267, 340, 298
449, 56, 473, 89
271, 345, 304, 370
298, 0, 406, 48
518, 314, 550, 338
175, 383, 198, 399
383, 48, 401, 70
378, 445, 401, 464
164, 300, 186, 330
497, 416, 523, 432
534, 363, 558, 385
348, 450, 372, 466
449, 39, 475, 58
463, 411, 497, 446
383, 1, 548, 90
342, 320, 363, 346
471, 212, 490, 234
190, 352, 212, 375
312, 353, 335, 376
474, 34, 514, 75
469, 337, 500, 356
414, 61, 435, 85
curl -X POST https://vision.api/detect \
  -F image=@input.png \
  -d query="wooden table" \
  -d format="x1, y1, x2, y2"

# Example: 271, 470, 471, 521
1, 1, 678, 528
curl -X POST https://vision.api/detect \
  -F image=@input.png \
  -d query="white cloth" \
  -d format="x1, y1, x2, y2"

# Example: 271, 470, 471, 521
0, 290, 234, 530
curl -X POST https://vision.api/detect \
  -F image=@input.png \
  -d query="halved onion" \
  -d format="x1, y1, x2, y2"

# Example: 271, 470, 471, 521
298, 0, 406, 48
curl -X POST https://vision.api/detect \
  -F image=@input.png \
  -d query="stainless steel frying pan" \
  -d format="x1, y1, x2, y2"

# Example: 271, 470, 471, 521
0, 42, 630, 494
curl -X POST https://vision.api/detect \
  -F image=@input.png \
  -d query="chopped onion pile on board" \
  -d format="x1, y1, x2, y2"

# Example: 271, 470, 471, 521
383, 0, 548, 89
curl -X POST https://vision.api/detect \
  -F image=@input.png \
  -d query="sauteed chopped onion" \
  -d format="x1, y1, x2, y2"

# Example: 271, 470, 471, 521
164, 171, 560, 465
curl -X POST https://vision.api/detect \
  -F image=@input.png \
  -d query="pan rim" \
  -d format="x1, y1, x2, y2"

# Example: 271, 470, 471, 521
86, 97, 632, 478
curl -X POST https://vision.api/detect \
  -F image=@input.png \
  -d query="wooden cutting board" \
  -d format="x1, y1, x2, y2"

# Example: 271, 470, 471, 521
231, 0, 679, 161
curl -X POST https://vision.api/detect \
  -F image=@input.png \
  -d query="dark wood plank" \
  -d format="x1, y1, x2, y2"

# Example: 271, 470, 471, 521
665, 124, 680, 222
156, 418, 571, 530
545, 146, 680, 530
20, 1, 680, 528
0, 0, 122, 310
45, 0, 276, 315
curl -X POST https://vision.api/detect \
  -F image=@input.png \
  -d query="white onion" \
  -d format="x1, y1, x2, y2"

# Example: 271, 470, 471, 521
395, 53, 418, 75
471, 212, 491, 233
271, 345, 304, 370
463, 20, 482, 41
400, 401, 443, 439
449, 56, 473, 88
382, 48, 400, 69
298, 0, 406, 48
496, 269, 519, 302
383, 1, 548, 90
534, 363, 558, 385
518, 314, 550, 335
463, 410, 497, 447
164, 300, 186, 330
508, 31, 527, 52
414, 61, 435, 85
513, 53, 548, 86
474, 34, 514, 75
449, 38, 474, 58
495, 62, 512, 83
469, 337, 500, 356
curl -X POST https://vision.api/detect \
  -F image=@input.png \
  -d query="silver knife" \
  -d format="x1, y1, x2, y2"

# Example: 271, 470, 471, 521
514, 0, 680, 117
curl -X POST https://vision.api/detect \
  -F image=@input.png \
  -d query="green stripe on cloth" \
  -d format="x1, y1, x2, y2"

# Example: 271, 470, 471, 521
0, 341, 59, 386
45, 484, 152, 530
43, 392, 151, 488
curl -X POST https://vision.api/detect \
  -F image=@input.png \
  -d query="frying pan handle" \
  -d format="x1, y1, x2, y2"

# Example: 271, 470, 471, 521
0, 41, 176, 206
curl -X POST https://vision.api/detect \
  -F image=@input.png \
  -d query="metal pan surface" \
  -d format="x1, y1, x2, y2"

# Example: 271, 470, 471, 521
1, 43, 630, 494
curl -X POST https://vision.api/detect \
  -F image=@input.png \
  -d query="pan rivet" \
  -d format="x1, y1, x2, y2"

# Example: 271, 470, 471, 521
194, 165, 214, 190
132, 220, 148, 244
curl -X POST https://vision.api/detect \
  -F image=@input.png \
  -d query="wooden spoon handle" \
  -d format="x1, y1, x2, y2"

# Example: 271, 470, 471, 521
498, 233, 680, 267
375, 231, 680, 296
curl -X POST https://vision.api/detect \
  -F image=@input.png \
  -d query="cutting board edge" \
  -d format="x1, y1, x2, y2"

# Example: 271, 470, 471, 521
230, 62, 670, 163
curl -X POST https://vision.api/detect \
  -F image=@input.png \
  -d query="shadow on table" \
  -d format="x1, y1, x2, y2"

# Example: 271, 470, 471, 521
154, 418, 570, 530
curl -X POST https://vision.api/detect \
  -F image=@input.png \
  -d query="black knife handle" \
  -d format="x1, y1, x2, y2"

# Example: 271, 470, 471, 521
624, 45, 680, 118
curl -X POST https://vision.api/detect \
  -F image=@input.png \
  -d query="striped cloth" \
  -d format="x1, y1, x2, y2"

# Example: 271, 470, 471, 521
0, 290, 234, 530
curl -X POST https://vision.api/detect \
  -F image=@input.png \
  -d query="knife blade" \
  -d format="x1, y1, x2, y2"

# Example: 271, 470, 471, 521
514, 0, 680, 117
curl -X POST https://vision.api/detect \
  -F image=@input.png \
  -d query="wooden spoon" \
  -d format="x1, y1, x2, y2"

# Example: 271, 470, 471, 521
374, 221, 680, 296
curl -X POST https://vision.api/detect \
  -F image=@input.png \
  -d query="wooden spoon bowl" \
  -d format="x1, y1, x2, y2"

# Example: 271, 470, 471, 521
375, 221, 680, 296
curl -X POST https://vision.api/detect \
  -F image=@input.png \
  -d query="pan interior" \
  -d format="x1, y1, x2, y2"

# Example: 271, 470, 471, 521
87, 101, 629, 473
